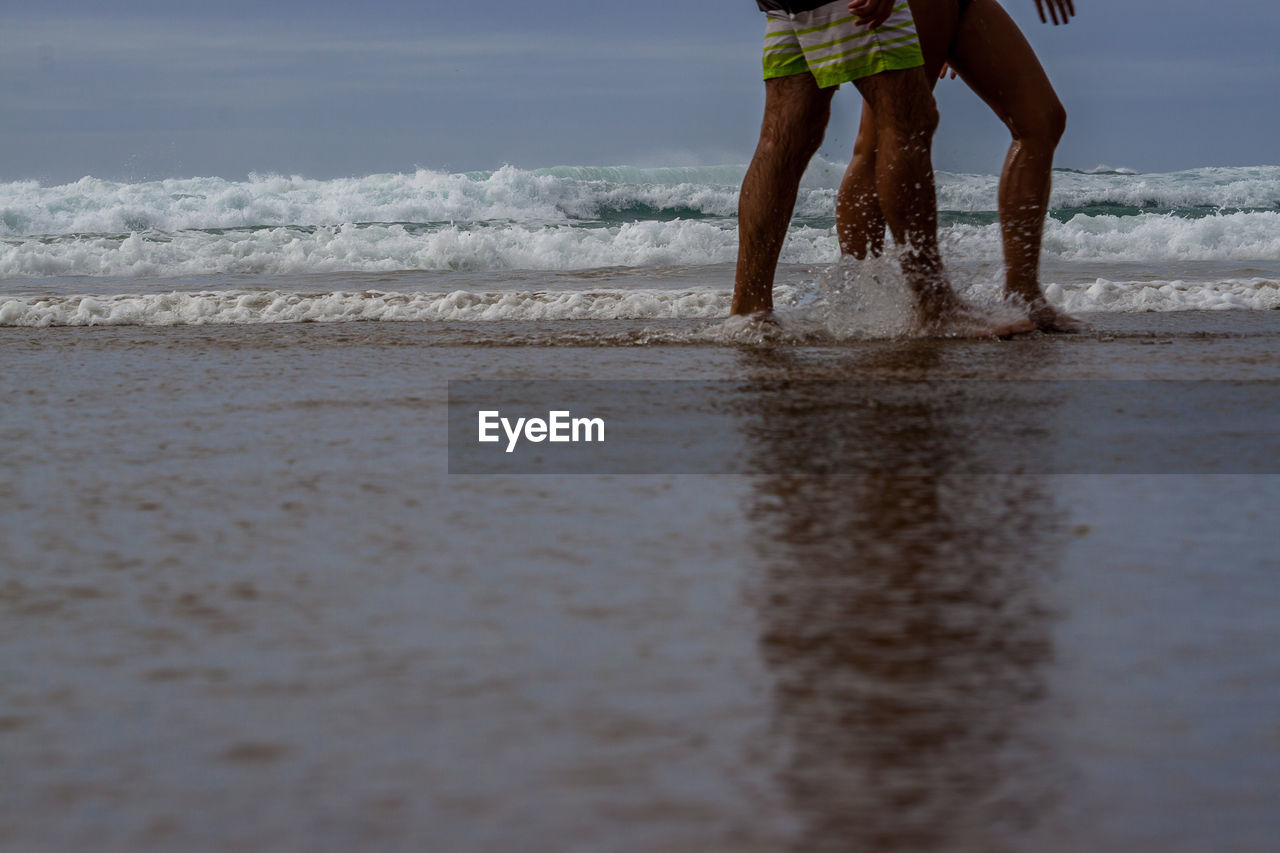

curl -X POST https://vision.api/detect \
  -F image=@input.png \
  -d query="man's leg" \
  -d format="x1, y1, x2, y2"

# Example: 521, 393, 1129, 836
732, 74, 834, 317
948, 0, 1085, 331
837, 0, 957, 259
850, 68, 953, 323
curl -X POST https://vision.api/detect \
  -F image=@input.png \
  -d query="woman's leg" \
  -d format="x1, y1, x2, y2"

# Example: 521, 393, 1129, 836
948, 0, 1084, 330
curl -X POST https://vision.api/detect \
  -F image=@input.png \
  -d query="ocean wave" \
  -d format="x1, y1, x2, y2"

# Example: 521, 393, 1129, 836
5, 165, 1279, 242
4, 211, 1279, 280
2, 164, 1279, 282
951, 210, 1280, 263
0, 287, 733, 327
1047, 278, 1280, 313
0, 167, 754, 237
3, 278, 1276, 327
0, 221, 832, 277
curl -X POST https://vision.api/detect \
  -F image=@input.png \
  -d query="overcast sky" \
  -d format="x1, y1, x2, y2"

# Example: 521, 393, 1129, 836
2, 0, 1277, 183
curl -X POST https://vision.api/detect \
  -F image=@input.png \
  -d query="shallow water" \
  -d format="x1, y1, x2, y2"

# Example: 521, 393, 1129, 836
2, 314, 1278, 851
5, 162, 1280, 321
3, 258, 1279, 329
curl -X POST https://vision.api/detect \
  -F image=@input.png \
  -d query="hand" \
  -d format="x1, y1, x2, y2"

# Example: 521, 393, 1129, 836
1034, 0, 1075, 25
848, 0, 895, 30
938, 62, 959, 81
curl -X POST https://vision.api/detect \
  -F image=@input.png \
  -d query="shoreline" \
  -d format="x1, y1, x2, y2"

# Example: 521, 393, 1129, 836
2, 308, 1277, 852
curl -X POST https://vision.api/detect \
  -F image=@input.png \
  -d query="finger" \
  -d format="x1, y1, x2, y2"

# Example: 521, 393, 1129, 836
856, 10, 888, 28
1035, 0, 1047, 24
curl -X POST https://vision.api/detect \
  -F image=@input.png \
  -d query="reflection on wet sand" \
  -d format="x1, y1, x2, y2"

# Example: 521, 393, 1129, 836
739, 345, 1066, 852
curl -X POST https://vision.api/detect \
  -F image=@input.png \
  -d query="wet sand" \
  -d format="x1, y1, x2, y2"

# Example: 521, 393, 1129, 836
2, 312, 1278, 852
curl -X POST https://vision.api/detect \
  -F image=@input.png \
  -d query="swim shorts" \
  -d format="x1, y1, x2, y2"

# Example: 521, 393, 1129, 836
762, 1, 925, 89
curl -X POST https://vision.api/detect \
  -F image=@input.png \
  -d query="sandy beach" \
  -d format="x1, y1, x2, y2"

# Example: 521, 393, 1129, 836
3, 310, 1277, 852
7, 0, 1280, 846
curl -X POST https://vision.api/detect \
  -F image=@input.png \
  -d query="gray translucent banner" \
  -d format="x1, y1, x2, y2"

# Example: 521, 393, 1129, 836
448, 380, 1279, 475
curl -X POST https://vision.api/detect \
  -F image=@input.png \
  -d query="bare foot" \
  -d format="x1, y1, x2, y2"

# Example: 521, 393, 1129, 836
1028, 299, 1090, 333
740, 309, 780, 327
917, 291, 1036, 339
716, 308, 787, 344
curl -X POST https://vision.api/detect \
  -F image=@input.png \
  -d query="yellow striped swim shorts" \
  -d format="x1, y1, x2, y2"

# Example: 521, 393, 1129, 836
763, 1, 925, 89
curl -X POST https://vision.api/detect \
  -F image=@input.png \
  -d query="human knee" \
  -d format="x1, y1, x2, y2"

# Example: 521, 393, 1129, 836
759, 103, 829, 160
917, 98, 941, 138
887, 93, 940, 142
857, 69, 938, 145
1012, 98, 1066, 148
887, 98, 939, 149
1045, 99, 1067, 145
852, 122, 879, 163
759, 123, 826, 175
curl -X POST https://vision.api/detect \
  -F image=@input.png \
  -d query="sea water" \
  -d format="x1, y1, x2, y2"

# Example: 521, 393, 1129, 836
2, 162, 1279, 329
2, 164, 1279, 852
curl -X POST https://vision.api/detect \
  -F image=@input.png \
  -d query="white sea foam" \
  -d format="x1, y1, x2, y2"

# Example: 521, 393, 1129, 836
0, 168, 754, 237
809, 162, 1280, 211
2, 278, 1276, 327
1046, 278, 1280, 313
937, 166, 1280, 212
5, 164, 1278, 237
0, 288, 733, 327
5, 211, 1279, 279
2, 164, 1279, 291
0, 221, 842, 278
952, 210, 1280, 263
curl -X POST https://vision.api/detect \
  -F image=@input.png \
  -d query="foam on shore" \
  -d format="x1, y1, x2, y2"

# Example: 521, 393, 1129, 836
3, 277, 1276, 327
